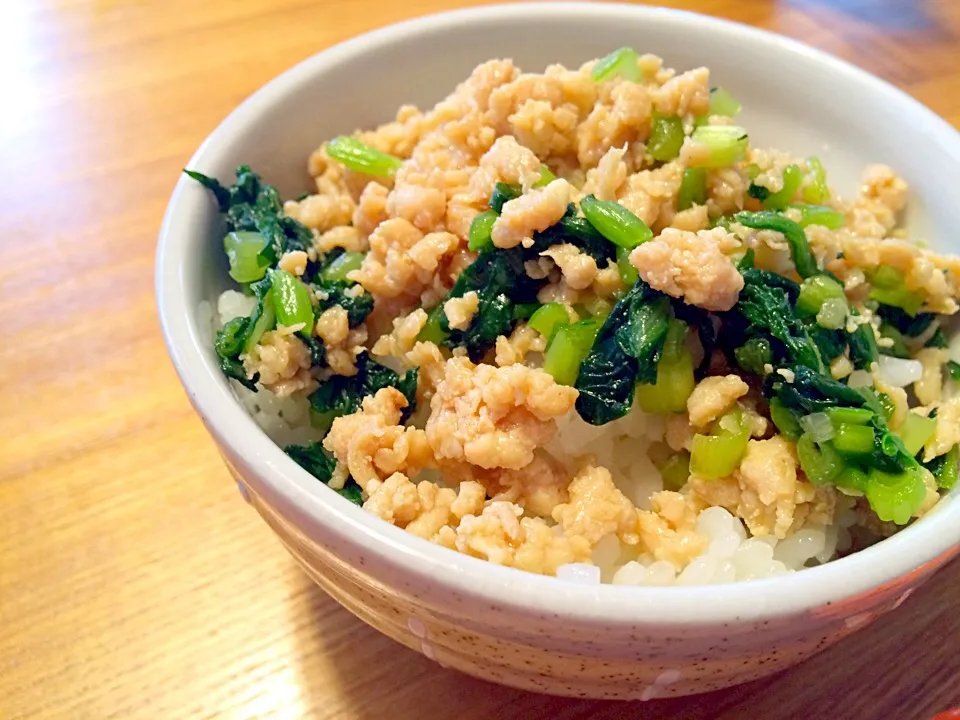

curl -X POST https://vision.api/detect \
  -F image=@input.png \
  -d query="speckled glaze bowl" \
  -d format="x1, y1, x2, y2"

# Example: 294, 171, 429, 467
156, 3, 960, 699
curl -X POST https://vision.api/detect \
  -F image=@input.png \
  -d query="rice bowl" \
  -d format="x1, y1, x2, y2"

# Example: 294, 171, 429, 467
191, 50, 958, 588
157, 3, 960, 697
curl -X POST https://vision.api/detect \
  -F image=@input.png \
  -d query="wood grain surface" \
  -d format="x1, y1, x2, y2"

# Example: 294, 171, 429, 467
1, 1, 959, 718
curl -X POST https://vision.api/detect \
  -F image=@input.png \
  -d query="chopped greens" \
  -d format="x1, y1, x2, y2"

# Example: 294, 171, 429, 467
677, 168, 707, 211
270, 269, 314, 335
489, 182, 523, 213
308, 352, 419, 431
224, 231, 270, 283
734, 211, 819, 279
690, 408, 750, 479
574, 282, 672, 425
709, 86, 741, 117
468, 209, 498, 251
184, 165, 312, 264
580, 195, 653, 249
688, 125, 749, 167
648, 115, 685, 162
212, 278, 275, 391
326, 136, 403, 176
284, 442, 364, 505
592, 47, 641, 83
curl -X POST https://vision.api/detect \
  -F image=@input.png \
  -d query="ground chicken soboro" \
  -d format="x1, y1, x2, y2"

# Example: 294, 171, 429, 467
204, 50, 960, 587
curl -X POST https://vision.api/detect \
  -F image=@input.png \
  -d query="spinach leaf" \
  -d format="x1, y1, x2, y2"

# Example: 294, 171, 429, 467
315, 284, 375, 328
765, 366, 910, 474
747, 183, 771, 202
284, 442, 364, 505
441, 245, 542, 361
735, 269, 823, 372
575, 282, 672, 425
489, 182, 523, 213
212, 277, 274, 391
875, 304, 936, 337
185, 165, 311, 263
535, 215, 616, 265
309, 352, 419, 425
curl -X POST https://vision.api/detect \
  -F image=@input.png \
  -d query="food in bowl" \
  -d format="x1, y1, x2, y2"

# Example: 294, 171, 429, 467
188, 49, 960, 587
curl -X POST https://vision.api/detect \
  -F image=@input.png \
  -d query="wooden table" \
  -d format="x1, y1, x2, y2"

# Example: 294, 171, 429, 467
2, 0, 959, 717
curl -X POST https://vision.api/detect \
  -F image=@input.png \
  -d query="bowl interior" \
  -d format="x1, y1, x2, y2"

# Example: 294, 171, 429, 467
158, 3, 960, 623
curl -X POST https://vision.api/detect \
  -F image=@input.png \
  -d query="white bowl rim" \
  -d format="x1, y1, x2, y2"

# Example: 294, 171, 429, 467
156, 1, 960, 626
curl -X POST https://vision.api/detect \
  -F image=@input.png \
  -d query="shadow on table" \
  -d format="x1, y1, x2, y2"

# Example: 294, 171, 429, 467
288, 557, 960, 719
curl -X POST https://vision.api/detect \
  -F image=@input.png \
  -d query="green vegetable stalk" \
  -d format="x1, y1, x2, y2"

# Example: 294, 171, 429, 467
687, 125, 749, 167
677, 168, 707, 211
690, 407, 750, 479
326, 136, 403, 176
580, 195, 653, 249
592, 47, 642, 83
270, 269, 315, 335
648, 115, 685, 162
734, 211, 819, 279
635, 320, 695, 414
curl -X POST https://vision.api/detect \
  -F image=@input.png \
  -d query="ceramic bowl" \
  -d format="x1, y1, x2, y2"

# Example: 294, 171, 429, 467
156, 2, 960, 699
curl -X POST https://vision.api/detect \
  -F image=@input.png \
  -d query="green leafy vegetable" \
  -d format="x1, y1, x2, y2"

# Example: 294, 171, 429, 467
757, 165, 803, 210
616, 245, 639, 286
709, 87, 741, 117
536, 214, 617, 265
797, 275, 846, 317
270, 269, 314, 335
318, 251, 364, 285
677, 168, 707, 211
796, 433, 846, 484
580, 194, 653, 249
848, 312, 879, 370
769, 397, 802, 439
926, 445, 958, 490
899, 413, 937, 457
802, 157, 830, 204
865, 467, 928, 525
734, 211, 818, 279
875, 305, 936, 337
543, 320, 601, 386
690, 408, 750, 479
224, 231, 270, 283
648, 115, 685, 162
687, 125, 748, 167
441, 245, 541, 361
734, 337, 773, 375
574, 282, 672, 425
528, 303, 569, 341
468, 210, 498, 251
284, 442, 364, 505
534, 164, 557, 187
308, 352, 419, 429
489, 182, 522, 213
417, 305, 448, 345
832, 423, 876, 457
867, 267, 924, 316
592, 47, 641, 83
326, 136, 403, 176
634, 320, 695, 414
734, 269, 823, 372
947, 361, 960, 382
212, 278, 276, 391
790, 203, 845, 230
185, 165, 312, 264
